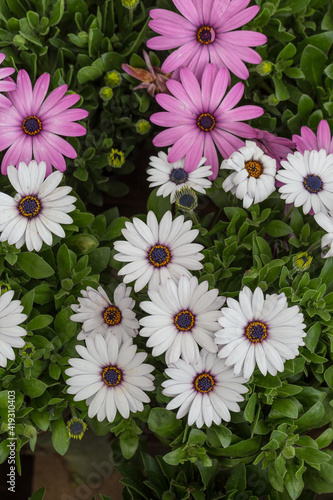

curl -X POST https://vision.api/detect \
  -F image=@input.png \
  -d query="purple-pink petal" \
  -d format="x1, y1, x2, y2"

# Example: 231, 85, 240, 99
222, 105, 264, 122
156, 92, 195, 116
17, 136, 33, 165
317, 120, 331, 151
1, 134, 27, 174
39, 94, 81, 120
153, 126, 193, 147
0, 130, 21, 152
221, 5, 259, 32
209, 67, 228, 113
0, 93, 12, 108
43, 121, 87, 137
162, 41, 199, 74
179, 67, 203, 113
17, 70, 33, 116
220, 31, 267, 47
183, 132, 204, 172
220, 121, 257, 138
202, 132, 219, 179
38, 84, 68, 117
150, 111, 192, 127
216, 82, 244, 115
201, 64, 218, 111
0, 53, 5, 65
147, 36, 186, 51
173, 0, 200, 25
43, 132, 77, 159
166, 80, 198, 113
31, 73, 50, 115
168, 128, 200, 163
0, 67, 15, 79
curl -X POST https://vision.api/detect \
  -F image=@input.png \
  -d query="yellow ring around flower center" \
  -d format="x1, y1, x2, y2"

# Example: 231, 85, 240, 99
18, 196, 41, 218
174, 310, 195, 331
148, 244, 171, 267
194, 373, 215, 393
102, 366, 122, 386
245, 321, 268, 343
22, 115, 42, 136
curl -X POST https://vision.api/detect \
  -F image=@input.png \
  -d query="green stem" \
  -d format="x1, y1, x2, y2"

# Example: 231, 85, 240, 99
128, 8, 133, 31
306, 239, 322, 255
70, 404, 78, 419
283, 205, 294, 222
190, 211, 200, 226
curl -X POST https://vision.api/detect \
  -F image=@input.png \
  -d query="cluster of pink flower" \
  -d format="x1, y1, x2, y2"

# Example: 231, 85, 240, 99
145, 0, 295, 179
0, 54, 88, 176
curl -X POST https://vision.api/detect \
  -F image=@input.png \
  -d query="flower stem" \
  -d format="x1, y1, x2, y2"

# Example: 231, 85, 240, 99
128, 8, 133, 30
306, 238, 322, 255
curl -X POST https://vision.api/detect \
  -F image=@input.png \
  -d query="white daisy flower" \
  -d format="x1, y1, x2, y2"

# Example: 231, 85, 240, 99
65, 335, 155, 423
0, 160, 76, 252
215, 286, 306, 379
162, 350, 248, 428
113, 211, 204, 292
70, 284, 139, 342
147, 150, 212, 202
0, 290, 27, 368
314, 211, 333, 258
221, 140, 276, 209
140, 275, 225, 365
276, 149, 333, 215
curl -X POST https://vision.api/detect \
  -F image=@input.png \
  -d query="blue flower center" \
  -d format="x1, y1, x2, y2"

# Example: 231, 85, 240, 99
178, 194, 195, 208
170, 168, 188, 184
18, 196, 41, 218
303, 174, 323, 194
69, 421, 84, 435
245, 321, 268, 343
148, 244, 171, 267
174, 310, 195, 331
102, 366, 122, 386
197, 113, 216, 132
194, 373, 215, 393
22, 115, 42, 135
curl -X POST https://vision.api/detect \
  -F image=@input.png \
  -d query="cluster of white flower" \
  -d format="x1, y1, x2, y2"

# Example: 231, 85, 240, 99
66, 209, 306, 428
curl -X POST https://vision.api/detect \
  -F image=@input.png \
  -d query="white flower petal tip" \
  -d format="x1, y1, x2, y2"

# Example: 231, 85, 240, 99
0, 160, 76, 252
139, 275, 225, 365
114, 211, 204, 292
215, 286, 306, 378
162, 349, 248, 428
0, 290, 27, 368
66, 335, 155, 423
221, 142, 276, 208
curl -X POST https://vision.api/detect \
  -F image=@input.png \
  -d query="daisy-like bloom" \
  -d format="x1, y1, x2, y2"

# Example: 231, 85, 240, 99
70, 284, 139, 342
114, 211, 204, 292
314, 212, 333, 258
215, 287, 306, 379
151, 64, 263, 178
65, 335, 155, 423
140, 275, 225, 365
0, 160, 76, 252
221, 140, 276, 208
162, 350, 248, 428
0, 53, 16, 108
253, 129, 295, 169
0, 290, 27, 368
276, 149, 333, 215
293, 120, 333, 155
66, 418, 88, 440
0, 69, 88, 175
147, 150, 212, 202
147, 0, 266, 81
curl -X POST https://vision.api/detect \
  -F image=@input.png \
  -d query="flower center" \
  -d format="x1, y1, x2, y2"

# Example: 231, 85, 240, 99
174, 310, 195, 331
245, 321, 268, 343
22, 115, 42, 136
148, 244, 171, 267
103, 305, 122, 326
18, 196, 41, 218
197, 26, 215, 44
102, 366, 122, 386
303, 174, 323, 194
197, 113, 216, 132
194, 372, 215, 393
245, 160, 263, 178
170, 168, 188, 185
69, 421, 84, 435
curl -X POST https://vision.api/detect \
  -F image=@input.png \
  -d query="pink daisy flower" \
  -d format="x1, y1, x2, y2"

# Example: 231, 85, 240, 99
253, 129, 295, 169
0, 53, 16, 108
0, 70, 89, 175
293, 120, 333, 155
147, 0, 266, 81
150, 64, 264, 179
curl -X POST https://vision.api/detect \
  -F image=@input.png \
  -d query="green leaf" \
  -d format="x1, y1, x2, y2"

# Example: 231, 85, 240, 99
16, 378, 48, 398
54, 306, 77, 342
103, 216, 128, 240
209, 437, 261, 457
188, 429, 206, 446
244, 393, 257, 423
49, 0, 64, 26
147, 188, 172, 222
30, 410, 50, 432
304, 323, 321, 352
320, 257, 333, 286
324, 365, 333, 387
285, 462, 304, 499
52, 418, 69, 456
21, 289, 35, 316
296, 402, 325, 433
197, 459, 219, 489
163, 447, 187, 465
272, 399, 298, 418
57, 244, 71, 281
68, 234, 99, 254
29, 487, 46, 500
77, 66, 103, 84
300, 45, 327, 86
272, 75, 290, 101
27, 315, 53, 331
119, 430, 139, 459
88, 247, 111, 273
226, 463, 246, 492
265, 221, 293, 237
148, 408, 182, 439
277, 42, 296, 61
316, 428, 333, 448
71, 211, 95, 227
17, 253, 54, 279
298, 94, 314, 119
295, 447, 331, 464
